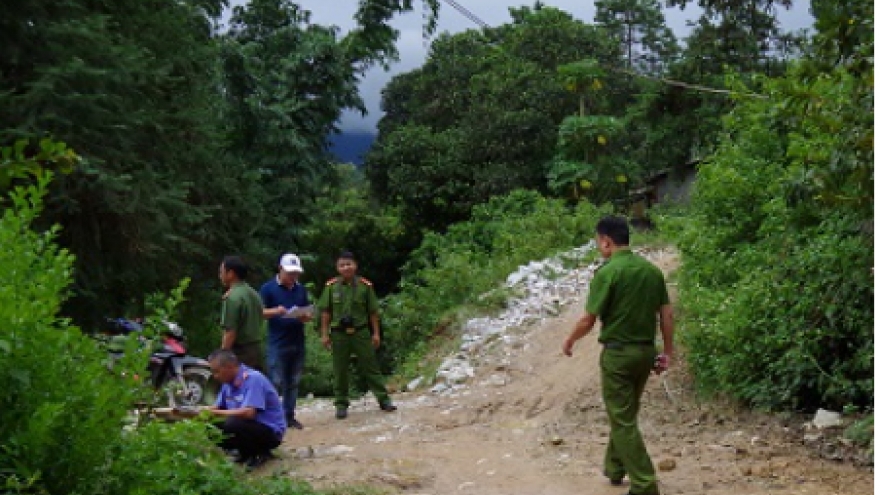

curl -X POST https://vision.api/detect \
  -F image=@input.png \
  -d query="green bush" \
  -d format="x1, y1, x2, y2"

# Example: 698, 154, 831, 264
0, 175, 317, 494
0, 175, 135, 494
675, 57, 873, 411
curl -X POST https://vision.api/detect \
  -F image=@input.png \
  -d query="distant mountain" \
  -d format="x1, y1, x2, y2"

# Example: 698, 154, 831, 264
328, 132, 376, 166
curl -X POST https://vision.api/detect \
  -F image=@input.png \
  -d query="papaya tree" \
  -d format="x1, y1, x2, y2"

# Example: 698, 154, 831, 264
548, 59, 630, 203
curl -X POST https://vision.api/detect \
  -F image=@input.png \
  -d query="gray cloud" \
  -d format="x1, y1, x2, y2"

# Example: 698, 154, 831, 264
289, 1, 814, 133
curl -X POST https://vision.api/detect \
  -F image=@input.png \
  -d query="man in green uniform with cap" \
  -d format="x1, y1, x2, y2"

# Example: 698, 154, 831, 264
317, 251, 396, 419
563, 216, 674, 495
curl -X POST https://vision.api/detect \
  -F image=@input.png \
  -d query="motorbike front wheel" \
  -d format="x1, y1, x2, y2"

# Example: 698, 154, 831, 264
164, 367, 217, 407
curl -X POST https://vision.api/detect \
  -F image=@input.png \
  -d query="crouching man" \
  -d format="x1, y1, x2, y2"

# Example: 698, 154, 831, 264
206, 349, 286, 469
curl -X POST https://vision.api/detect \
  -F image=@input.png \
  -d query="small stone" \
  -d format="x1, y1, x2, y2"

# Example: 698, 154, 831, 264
550, 436, 564, 446
812, 409, 843, 429
407, 376, 424, 391
431, 383, 450, 394
740, 465, 753, 476
657, 458, 677, 471
803, 432, 822, 443
325, 445, 355, 456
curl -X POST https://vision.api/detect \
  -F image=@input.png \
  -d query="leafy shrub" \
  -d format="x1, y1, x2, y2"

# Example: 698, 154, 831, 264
844, 414, 874, 450
676, 56, 873, 411
0, 175, 135, 494
0, 174, 318, 494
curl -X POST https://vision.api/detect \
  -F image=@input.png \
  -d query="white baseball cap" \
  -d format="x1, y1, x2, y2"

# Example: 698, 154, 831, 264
279, 253, 304, 273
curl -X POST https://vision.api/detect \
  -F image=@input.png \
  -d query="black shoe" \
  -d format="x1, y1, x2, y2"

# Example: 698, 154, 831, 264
245, 453, 270, 470
288, 418, 303, 430
229, 451, 248, 464
379, 402, 397, 412
335, 407, 348, 419
603, 471, 624, 486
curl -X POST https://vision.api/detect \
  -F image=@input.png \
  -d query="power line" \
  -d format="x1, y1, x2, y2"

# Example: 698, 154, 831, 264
439, 0, 490, 30
435, 0, 768, 99
612, 67, 768, 99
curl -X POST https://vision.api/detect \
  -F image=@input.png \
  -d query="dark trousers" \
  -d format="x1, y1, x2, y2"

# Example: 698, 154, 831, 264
267, 343, 305, 419
217, 417, 280, 458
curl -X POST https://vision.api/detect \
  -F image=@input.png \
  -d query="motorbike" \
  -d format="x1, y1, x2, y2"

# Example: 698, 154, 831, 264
101, 318, 216, 408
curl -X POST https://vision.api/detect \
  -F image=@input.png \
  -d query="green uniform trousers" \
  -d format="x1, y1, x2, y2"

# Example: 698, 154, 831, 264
600, 345, 659, 495
330, 328, 391, 408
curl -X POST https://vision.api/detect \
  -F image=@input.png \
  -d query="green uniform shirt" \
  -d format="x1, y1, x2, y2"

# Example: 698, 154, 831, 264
221, 282, 265, 345
586, 249, 669, 344
316, 277, 379, 328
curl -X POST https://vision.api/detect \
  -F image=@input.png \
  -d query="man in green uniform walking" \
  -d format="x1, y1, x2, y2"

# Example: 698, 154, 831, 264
563, 216, 674, 495
219, 256, 266, 372
317, 251, 396, 419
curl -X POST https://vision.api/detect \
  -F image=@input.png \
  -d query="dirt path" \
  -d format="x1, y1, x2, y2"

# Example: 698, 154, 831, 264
266, 249, 872, 495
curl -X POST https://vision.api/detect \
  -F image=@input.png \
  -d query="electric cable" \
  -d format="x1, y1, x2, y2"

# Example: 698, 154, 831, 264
435, 0, 768, 99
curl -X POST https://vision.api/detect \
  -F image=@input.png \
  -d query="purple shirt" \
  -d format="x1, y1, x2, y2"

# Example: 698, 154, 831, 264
215, 365, 286, 438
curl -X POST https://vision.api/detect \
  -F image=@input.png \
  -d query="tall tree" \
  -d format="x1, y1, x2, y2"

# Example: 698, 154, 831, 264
0, 0, 241, 326
0, 0, 442, 328
366, 6, 619, 230
595, 0, 678, 74
636, 0, 805, 166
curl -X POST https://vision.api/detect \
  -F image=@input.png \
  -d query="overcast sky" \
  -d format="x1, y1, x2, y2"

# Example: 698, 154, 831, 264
237, 1, 815, 133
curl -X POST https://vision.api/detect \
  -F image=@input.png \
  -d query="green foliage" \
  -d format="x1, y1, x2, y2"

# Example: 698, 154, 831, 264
366, 6, 618, 229
380, 190, 607, 373
106, 420, 320, 495
844, 415, 873, 450
634, 1, 805, 177
675, 6, 873, 411
298, 164, 418, 296
0, 167, 324, 495
0, 139, 79, 190
595, 0, 678, 74
557, 59, 606, 96
0, 0, 443, 332
549, 59, 630, 204
0, 175, 124, 494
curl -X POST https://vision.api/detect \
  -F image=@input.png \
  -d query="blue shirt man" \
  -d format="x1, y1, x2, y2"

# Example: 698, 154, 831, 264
208, 350, 286, 469
260, 253, 313, 430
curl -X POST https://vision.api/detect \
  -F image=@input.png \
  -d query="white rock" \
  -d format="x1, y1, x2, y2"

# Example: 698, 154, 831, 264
480, 374, 507, 387
324, 445, 355, 456
407, 376, 424, 391
804, 432, 822, 443
812, 409, 843, 429
431, 383, 450, 394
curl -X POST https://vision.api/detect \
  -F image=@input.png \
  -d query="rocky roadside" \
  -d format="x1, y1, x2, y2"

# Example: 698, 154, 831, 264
265, 244, 872, 495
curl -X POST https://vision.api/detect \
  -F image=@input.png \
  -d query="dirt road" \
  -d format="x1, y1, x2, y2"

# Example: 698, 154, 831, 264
267, 249, 872, 495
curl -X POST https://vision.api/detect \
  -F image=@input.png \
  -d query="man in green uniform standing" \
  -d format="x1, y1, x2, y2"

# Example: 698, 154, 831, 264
219, 256, 266, 372
563, 216, 674, 495
317, 251, 396, 419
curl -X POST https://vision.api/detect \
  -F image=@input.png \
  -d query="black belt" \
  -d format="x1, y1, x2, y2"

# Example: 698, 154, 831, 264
602, 341, 655, 349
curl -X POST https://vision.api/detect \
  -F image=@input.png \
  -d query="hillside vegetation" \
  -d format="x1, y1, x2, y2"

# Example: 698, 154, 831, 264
0, 0, 873, 492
